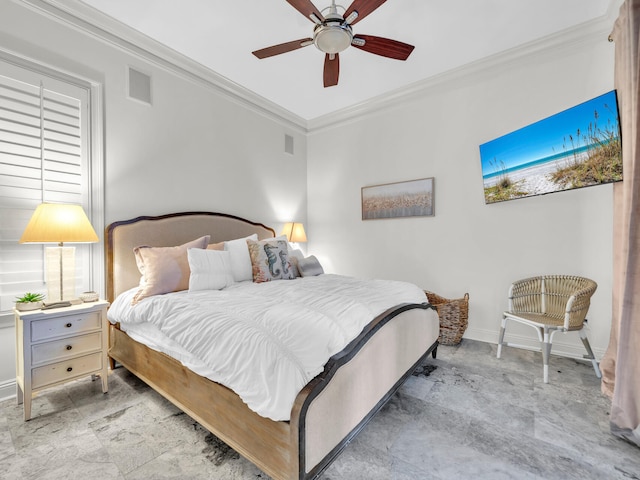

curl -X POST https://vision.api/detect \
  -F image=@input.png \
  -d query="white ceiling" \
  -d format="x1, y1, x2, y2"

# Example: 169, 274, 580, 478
76, 0, 615, 121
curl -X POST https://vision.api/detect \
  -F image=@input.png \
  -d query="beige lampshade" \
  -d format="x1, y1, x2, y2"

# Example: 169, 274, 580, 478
19, 203, 99, 244
281, 222, 307, 243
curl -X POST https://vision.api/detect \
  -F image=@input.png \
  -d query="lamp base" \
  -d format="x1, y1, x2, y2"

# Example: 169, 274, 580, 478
45, 246, 76, 302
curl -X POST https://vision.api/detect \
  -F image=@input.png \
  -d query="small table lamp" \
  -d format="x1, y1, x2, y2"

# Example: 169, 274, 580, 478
19, 203, 99, 302
281, 222, 307, 243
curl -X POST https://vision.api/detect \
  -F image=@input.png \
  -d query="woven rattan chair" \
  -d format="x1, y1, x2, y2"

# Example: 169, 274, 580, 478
496, 275, 601, 383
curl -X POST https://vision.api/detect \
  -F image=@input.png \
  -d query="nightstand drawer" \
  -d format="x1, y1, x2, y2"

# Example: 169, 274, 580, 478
31, 332, 102, 365
32, 352, 103, 389
31, 311, 101, 342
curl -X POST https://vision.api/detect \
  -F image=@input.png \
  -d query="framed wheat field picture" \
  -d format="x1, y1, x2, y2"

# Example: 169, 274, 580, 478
362, 177, 434, 220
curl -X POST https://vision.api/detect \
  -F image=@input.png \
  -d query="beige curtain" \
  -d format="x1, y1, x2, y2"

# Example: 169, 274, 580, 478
600, 0, 640, 447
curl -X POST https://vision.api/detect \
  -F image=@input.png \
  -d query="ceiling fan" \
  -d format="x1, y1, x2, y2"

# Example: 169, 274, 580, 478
252, 0, 415, 88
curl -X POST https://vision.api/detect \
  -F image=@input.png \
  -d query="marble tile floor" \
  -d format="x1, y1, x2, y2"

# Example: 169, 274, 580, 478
1, 339, 638, 480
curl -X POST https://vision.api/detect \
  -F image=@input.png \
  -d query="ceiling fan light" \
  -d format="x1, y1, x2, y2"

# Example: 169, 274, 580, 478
314, 25, 353, 54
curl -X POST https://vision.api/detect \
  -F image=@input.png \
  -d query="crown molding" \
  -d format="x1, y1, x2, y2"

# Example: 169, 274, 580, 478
16, 0, 309, 133
307, 12, 617, 133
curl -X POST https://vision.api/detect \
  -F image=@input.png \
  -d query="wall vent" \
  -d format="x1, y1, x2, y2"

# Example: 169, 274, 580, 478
284, 134, 294, 155
127, 67, 152, 105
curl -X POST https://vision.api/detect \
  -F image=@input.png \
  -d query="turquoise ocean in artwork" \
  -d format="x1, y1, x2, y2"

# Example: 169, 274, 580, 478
482, 143, 594, 181
479, 90, 620, 182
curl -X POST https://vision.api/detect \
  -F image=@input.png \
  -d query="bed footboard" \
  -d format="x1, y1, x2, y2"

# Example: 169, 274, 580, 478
292, 303, 439, 478
109, 303, 438, 480
108, 324, 296, 479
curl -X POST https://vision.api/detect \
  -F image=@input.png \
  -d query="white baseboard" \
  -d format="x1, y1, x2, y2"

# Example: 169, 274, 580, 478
0, 379, 16, 402
464, 326, 606, 361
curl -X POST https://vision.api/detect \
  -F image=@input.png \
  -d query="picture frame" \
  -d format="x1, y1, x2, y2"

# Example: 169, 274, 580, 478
479, 90, 622, 204
362, 177, 434, 220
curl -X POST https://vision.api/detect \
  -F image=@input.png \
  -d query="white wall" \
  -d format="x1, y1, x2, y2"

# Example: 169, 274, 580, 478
0, 1, 307, 399
307, 34, 616, 360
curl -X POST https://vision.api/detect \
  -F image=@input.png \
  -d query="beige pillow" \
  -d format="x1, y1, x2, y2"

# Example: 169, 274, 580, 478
207, 241, 224, 251
132, 235, 210, 305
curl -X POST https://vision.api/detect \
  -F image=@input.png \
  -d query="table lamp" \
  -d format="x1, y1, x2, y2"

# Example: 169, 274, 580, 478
281, 222, 307, 243
19, 203, 99, 302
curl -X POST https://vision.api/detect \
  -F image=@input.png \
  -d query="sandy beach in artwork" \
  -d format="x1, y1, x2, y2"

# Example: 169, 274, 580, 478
484, 153, 587, 196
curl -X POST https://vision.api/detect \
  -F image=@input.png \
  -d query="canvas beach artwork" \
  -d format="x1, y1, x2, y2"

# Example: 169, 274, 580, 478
362, 178, 434, 220
479, 90, 622, 204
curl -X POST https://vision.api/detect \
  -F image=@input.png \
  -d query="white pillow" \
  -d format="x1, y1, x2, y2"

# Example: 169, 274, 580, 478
187, 248, 234, 292
224, 233, 258, 282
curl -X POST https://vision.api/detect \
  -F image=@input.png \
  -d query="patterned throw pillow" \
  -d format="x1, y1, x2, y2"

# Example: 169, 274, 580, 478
247, 239, 296, 283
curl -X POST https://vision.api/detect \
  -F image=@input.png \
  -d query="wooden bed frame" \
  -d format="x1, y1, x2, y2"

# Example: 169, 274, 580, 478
105, 211, 439, 480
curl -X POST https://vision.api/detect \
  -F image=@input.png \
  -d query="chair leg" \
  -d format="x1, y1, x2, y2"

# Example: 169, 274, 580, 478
497, 316, 507, 358
579, 328, 602, 378
542, 328, 552, 383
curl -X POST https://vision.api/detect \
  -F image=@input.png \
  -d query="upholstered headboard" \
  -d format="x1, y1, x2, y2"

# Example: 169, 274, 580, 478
105, 211, 275, 302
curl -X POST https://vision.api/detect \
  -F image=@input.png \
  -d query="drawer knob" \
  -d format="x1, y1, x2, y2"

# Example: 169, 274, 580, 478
66, 367, 73, 372
65, 323, 72, 328
66, 345, 72, 351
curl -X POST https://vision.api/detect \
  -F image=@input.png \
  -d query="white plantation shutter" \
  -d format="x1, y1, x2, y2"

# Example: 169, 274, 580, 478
0, 60, 93, 313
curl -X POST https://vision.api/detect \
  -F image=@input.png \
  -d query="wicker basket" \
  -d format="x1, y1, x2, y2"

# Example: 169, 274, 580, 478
424, 291, 469, 345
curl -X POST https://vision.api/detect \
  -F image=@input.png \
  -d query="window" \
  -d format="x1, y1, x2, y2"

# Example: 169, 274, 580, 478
0, 58, 101, 315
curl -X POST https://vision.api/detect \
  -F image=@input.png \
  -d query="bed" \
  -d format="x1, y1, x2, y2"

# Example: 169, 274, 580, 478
105, 211, 439, 479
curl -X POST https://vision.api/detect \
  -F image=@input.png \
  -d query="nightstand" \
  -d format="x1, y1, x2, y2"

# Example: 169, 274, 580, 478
14, 300, 110, 420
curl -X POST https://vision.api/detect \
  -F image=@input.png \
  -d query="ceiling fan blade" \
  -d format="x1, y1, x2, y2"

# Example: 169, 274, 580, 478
323, 53, 340, 87
352, 35, 415, 60
286, 0, 325, 23
343, 0, 388, 25
252, 38, 313, 59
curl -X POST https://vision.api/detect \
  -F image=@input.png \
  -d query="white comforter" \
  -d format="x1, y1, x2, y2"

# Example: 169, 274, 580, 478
108, 274, 427, 421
